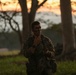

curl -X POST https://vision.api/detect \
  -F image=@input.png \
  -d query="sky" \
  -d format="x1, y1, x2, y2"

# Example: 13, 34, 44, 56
0, 0, 76, 30
0, 0, 76, 15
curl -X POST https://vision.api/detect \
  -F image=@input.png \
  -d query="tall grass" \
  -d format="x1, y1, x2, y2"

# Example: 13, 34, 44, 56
0, 56, 28, 75
55, 61, 76, 75
0, 51, 76, 75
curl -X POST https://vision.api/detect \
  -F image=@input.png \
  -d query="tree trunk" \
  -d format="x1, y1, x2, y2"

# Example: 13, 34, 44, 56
18, 0, 47, 54
19, 0, 30, 43
28, 0, 38, 33
60, 0, 75, 56
18, 0, 47, 43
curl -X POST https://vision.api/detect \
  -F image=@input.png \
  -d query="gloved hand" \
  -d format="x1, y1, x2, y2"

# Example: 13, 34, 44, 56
45, 51, 55, 59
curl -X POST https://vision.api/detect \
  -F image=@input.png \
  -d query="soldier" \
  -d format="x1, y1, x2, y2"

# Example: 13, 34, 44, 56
22, 21, 57, 75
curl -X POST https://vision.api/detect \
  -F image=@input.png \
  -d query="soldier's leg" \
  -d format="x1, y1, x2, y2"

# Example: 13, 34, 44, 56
26, 62, 38, 75
47, 69, 54, 75
41, 69, 54, 75
41, 69, 48, 75
26, 63, 31, 75
26, 66, 37, 75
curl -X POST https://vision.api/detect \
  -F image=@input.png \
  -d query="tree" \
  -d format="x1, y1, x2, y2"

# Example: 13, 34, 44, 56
0, 1, 22, 46
0, 12, 22, 46
60, 0, 76, 59
0, 0, 47, 52
18, 0, 47, 43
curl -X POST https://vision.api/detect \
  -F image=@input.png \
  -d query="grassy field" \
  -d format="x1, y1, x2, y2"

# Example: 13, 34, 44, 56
0, 50, 76, 75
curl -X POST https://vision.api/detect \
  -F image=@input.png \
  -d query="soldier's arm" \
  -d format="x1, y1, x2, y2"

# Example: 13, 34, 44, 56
46, 38, 55, 57
22, 40, 37, 58
46, 38, 55, 52
27, 36, 41, 54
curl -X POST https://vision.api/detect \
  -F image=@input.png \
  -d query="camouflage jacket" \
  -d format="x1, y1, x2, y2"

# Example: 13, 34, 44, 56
22, 34, 55, 61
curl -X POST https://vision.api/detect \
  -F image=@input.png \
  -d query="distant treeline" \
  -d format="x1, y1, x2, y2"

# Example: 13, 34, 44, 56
0, 32, 20, 50
0, 23, 76, 50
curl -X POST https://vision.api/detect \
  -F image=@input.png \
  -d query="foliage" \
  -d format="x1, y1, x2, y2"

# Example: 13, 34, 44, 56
0, 28, 62, 49
0, 55, 76, 75
42, 24, 63, 45
50, 23, 62, 33
0, 55, 28, 75
0, 32, 20, 49
0, 23, 76, 50
0, 24, 63, 50
55, 61, 76, 75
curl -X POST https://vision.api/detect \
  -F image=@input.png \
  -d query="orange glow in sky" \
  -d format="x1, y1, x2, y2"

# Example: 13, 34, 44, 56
0, 0, 76, 15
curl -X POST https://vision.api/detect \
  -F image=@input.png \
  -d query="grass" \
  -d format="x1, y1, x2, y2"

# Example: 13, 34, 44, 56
0, 50, 76, 75
0, 55, 28, 75
0, 50, 20, 56
55, 61, 76, 75
0, 50, 28, 75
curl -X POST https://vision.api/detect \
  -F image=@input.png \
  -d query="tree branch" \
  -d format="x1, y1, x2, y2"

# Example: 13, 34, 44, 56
37, 0, 47, 9
2, 12, 21, 32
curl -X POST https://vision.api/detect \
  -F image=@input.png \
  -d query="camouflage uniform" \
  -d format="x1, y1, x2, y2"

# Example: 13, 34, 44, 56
23, 35, 57, 75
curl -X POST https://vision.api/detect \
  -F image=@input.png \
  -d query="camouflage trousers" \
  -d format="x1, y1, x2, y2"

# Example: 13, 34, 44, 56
26, 63, 53, 75
26, 58, 55, 75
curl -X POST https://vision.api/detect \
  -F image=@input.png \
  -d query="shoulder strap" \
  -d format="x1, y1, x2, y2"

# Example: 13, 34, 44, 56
41, 35, 49, 52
